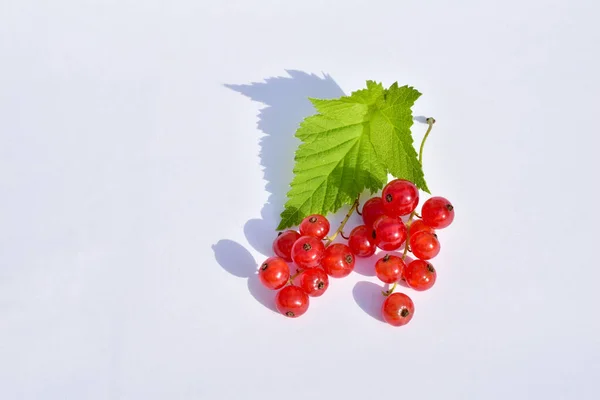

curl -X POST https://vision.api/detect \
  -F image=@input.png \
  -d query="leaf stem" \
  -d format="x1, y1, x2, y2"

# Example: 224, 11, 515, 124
419, 117, 436, 166
325, 197, 360, 246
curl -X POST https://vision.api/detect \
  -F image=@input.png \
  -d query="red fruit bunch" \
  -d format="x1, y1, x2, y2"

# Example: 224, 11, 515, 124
257, 179, 455, 327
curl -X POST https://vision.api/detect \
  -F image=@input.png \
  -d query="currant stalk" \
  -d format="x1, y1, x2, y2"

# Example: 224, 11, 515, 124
324, 197, 360, 246
419, 117, 436, 166
382, 117, 436, 297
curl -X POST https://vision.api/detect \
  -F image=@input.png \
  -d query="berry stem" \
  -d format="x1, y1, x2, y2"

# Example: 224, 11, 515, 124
382, 211, 417, 296
325, 197, 360, 246
402, 211, 417, 260
382, 282, 397, 297
288, 269, 303, 284
419, 117, 436, 166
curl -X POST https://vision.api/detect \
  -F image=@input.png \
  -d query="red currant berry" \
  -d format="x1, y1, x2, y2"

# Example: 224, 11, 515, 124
272, 230, 301, 262
408, 219, 434, 237
275, 285, 309, 318
404, 260, 436, 291
299, 214, 330, 240
381, 292, 414, 327
299, 268, 329, 297
382, 179, 419, 217
372, 215, 407, 251
361, 197, 386, 227
421, 196, 455, 229
321, 243, 355, 278
375, 254, 406, 284
258, 257, 291, 290
348, 225, 377, 257
291, 236, 325, 269
409, 231, 440, 260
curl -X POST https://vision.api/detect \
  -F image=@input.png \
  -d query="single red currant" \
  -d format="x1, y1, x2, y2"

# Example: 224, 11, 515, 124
348, 225, 377, 257
361, 197, 386, 227
372, 215, 407, 251
409, 231, 440, 260
258, 257, 291, 290
375, 254, 406, 284
291, 236, 325, 269
381, 292, 415, 327
299, 214, 330, 240
299, 268, 329, 297
382, 179, 419, 217
272, 230, 301, 262
321, 243, 355, 278
421, 196, 455, 229
404, 260, 436, 291
275, 285, 309, 318
408, 219, 434, 237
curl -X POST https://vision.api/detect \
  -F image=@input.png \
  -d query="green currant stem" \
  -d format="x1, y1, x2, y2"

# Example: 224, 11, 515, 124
324, 197, 360, 246
382, 119, 435, 298
356, 199, 362, 216
419, 117, 436, 166
382, 212, 417, 297
402, 211, 417, 260
382, 282, 397, 297
288, 269, 303, 284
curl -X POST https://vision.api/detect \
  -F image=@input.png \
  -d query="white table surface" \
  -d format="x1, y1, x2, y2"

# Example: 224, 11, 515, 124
1, 0, 599, 399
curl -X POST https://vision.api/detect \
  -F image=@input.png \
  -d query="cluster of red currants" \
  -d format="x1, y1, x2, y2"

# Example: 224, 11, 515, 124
258, 178, 454, 327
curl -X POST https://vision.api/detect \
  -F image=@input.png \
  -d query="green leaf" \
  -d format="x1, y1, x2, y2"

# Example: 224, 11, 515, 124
277, 81, 427, 230
369, 82, 429, 192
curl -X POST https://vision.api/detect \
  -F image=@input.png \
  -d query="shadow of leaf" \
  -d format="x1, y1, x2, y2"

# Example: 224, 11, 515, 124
226, 70, 345, 253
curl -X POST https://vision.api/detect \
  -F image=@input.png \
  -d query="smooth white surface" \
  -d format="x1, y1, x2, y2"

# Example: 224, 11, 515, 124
1, 0, 599, 399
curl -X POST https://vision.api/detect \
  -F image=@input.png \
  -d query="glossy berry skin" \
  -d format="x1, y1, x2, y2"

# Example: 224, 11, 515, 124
404, 260, 436, 291
258, 257, 290, 290
409, 231, 440, 260
408, 219, 435, 237
375, 254, 406, 284
299, 268, 329, 297
291, 236, 325, 269
275, 285, 309, 318
321, 243, 355, 278
361, 197, 386, 227
382, 179, 419, 217
382, 292, 415, 327
348, 225, 377, 257
421, 197, 455, 229
372, 215, 407, 251
272, 230, 301, 262
299, 214, 330, 240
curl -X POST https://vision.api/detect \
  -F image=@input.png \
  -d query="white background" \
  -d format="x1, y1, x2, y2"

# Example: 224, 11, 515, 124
1, 0, 599, 399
